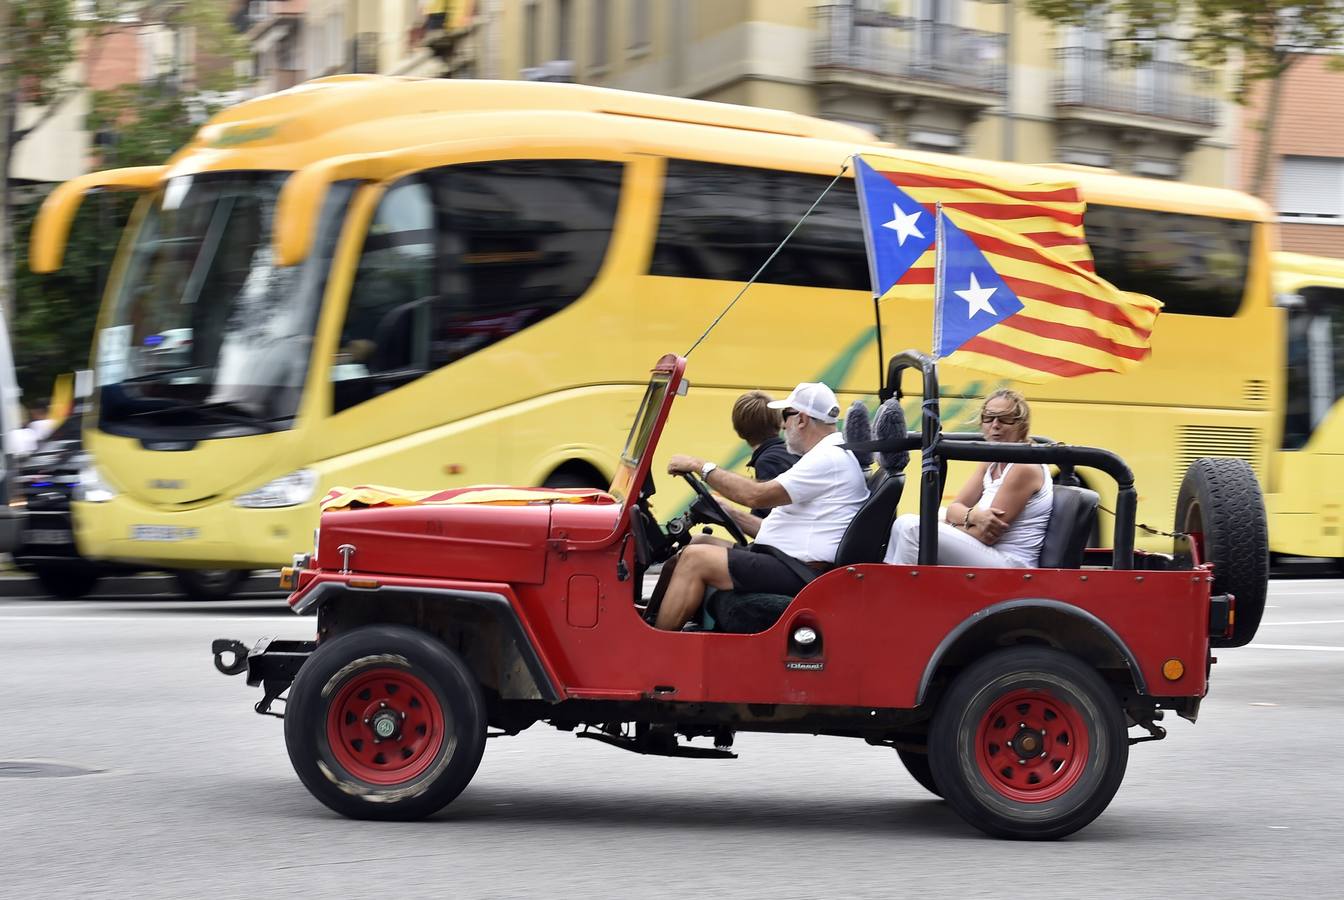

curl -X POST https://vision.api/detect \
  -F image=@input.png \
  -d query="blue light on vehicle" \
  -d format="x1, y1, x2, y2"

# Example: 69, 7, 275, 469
144, 334, 165, 347
33, 481, 53, 488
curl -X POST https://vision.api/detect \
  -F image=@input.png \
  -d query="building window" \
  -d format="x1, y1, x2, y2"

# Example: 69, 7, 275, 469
557, 0, 573, 60
628, 0, 650, 51
591, 0, 610, 70
524, 1, 540, 68
1279, 156, 1344, 222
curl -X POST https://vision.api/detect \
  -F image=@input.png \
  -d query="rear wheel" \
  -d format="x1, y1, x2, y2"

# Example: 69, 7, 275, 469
929, 647, 1128, 840
174, 569, 249, 602
284, 624, 487, 820
1173, 457, 1268, 647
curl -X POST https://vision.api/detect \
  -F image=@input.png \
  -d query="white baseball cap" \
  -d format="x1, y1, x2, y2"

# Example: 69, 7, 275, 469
768, 382, 841, 424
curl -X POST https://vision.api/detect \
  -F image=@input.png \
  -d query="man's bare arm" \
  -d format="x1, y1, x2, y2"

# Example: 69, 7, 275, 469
666, 455, 792, 510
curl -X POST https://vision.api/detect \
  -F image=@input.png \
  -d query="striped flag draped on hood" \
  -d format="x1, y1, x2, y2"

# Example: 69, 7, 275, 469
853, 153, 1162, 382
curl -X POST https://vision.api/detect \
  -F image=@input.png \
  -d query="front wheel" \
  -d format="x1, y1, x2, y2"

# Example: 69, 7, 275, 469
929, 647, 1128, 840
284, 624, 487, 820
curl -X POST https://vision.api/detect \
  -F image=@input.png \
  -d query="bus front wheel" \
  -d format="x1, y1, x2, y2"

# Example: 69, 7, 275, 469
174, 569, 250, 602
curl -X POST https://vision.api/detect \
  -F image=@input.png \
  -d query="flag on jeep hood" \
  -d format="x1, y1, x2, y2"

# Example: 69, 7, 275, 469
321, 484, 616, 511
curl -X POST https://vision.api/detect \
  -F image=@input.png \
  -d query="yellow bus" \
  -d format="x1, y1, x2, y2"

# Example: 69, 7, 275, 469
30, 75, 1283, 597
1271, 251, 1344, 562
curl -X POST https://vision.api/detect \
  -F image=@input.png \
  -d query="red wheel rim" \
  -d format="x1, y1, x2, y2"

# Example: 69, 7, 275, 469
975, 688, 1090, 803
326, 667, 446, 785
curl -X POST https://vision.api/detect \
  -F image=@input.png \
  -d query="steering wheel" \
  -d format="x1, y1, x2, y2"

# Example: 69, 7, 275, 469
680, 472, 750, 547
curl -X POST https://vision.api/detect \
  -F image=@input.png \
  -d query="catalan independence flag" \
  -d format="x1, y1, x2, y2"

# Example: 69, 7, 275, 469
854, 153, 1161, 382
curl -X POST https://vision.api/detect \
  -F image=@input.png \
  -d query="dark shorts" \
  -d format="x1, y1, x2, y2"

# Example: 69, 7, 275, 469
726, 545, 811, 596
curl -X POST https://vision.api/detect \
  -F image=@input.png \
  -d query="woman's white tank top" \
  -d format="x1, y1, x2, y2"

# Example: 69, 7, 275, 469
976, 463, 1053, 567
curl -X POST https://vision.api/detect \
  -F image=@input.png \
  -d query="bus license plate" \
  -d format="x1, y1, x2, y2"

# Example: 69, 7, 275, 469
26, 529, 73, 545
130, 525, 200, 542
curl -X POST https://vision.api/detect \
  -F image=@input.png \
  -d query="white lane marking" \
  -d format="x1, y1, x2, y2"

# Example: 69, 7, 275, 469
1241, 643, 1344, 652
1260, 620, 1344, 626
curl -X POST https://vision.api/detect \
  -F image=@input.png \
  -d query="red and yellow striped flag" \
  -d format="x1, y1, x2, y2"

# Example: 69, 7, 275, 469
855, 152, 1162, 382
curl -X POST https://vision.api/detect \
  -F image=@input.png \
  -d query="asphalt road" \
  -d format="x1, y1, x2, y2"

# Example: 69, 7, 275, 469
1, 580, 1341, 899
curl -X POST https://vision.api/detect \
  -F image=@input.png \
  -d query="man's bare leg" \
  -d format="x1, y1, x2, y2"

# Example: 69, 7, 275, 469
654, 544, 734, 630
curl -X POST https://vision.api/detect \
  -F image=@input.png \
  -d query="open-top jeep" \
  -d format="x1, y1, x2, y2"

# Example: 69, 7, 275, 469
214, 351, 1266, 840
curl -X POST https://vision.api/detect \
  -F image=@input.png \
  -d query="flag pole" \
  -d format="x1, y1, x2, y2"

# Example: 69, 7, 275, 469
932, 201, 945, 360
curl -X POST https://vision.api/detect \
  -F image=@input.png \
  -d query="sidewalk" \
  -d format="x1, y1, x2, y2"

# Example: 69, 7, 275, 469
0, 570, 287, 599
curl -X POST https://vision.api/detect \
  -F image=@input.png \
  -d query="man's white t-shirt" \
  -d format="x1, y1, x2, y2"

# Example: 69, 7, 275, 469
754, 432, 868, 563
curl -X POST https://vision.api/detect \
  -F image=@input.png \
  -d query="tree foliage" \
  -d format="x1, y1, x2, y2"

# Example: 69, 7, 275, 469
1027, 1, 1344, 96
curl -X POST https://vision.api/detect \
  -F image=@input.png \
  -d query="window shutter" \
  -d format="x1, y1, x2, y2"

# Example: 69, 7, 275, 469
1279, 156, 1344, 218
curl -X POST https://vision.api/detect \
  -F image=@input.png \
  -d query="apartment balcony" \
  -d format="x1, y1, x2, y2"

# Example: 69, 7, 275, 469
812, 4, 1007, 111
1054, 47, 1219, 137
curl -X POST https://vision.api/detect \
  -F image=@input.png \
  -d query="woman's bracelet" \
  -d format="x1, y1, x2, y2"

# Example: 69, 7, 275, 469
963, 508, 974, 529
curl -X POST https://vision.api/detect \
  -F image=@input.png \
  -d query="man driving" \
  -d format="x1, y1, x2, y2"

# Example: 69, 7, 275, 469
653, 382, 868, 631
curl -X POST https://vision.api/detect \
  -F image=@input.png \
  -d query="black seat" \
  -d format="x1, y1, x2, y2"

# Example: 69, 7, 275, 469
1037, 485, 1099, 569
833, 470, 906, 565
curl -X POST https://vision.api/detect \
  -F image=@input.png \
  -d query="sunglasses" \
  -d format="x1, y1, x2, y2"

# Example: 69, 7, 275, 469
981, 412, 1024, 425
782, 409, 800, 421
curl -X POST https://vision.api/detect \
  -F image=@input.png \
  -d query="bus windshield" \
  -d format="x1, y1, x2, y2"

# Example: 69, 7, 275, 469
95, 172, 353, 436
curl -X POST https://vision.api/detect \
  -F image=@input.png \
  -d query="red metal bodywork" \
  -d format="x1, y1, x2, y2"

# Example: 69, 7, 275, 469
290, 353, 1213, 713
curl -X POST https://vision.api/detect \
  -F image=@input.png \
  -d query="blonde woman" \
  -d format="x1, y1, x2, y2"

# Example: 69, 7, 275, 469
885, 389, 1053, 567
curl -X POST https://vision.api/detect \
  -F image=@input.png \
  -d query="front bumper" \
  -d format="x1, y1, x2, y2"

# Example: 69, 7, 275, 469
73, 496, 318, 568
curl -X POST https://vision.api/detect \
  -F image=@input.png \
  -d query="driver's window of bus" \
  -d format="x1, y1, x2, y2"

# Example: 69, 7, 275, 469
333, 179, 435, 411
331, 159, 621, 414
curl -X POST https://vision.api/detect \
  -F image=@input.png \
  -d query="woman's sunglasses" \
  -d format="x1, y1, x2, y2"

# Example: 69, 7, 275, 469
981, 412, 1023, 425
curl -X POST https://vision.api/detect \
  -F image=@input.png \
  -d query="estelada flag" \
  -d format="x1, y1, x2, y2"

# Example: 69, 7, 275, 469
854, 153, 1161, 382
321, 484, 615, 511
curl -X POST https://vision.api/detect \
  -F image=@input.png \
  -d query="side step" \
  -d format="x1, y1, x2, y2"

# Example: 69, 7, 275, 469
576, 724, 737, 759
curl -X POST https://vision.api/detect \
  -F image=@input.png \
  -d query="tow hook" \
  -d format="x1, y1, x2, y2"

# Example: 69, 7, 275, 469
212, 639, 251, 676
1130, 708, 1167, 745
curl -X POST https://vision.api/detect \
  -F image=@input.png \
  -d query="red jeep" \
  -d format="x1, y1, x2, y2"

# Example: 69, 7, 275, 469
214, 351, 1266, 840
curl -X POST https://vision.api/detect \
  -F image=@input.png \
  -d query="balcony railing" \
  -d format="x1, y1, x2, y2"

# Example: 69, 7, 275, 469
812, 4, 1007, 96
1054, 47, 1218, 126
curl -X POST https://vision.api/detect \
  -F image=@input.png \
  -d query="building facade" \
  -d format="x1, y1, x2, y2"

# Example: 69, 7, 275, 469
1239, 51, 1344, 259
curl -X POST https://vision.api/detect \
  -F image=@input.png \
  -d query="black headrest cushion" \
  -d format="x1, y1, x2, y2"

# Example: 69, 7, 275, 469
872, 398, 910, 473
843, 400, 874, 470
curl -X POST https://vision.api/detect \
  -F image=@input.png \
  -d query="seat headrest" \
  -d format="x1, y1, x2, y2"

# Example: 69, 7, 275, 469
843, 400, 874, 470
872, 398, 909, 473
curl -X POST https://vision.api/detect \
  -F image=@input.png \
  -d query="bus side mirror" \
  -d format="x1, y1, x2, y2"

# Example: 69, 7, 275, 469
29, 166, 164, 273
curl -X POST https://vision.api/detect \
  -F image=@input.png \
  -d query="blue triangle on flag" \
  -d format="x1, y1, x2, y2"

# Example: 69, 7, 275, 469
935, 213, 1025, 358
855, 157, 936, 295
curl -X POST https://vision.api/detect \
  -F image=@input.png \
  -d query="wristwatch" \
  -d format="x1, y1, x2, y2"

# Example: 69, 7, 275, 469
700, 461, 718, 478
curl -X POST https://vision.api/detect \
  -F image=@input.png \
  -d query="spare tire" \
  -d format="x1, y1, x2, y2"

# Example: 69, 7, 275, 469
1173, 458, 1267, 647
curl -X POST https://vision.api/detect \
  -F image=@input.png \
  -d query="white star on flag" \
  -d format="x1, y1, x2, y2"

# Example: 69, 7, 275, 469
954, 272, 997, 317
881, 204, 925, 246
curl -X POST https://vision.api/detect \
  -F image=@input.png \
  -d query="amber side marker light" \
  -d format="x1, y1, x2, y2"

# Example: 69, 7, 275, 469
278, 567, 295, 590
1162, 658, 1186, 681
349, 578, 381, 589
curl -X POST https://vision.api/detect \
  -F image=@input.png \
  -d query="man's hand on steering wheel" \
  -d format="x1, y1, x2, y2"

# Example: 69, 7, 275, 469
678, 474, 750, 547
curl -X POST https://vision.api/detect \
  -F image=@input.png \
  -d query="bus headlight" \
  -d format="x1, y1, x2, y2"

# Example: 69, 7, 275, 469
234, 469, 318, 508
72, 456, 117, 503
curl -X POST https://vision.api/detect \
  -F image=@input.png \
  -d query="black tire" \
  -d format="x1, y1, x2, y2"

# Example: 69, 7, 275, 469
542, 469, 606, 490
897, 748, 942, 798
174, 569, 249, 602
33, 565, 100, 600
929, 647, 1129, 840
1173, 457, 1268, 647
284, 624, 487, 820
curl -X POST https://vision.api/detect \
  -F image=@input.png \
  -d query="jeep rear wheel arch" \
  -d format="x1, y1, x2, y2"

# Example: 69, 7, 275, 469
917, 599, 1146, 706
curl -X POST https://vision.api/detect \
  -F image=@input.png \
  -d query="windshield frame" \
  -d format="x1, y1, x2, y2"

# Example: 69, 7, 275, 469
93, 171, 356, 441
607, 353, 686, 506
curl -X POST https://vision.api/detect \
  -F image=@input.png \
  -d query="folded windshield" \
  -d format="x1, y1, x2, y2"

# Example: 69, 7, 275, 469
96, 172, 353, 436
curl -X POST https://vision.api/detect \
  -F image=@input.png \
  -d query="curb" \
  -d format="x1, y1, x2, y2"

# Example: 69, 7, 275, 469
0, 571, 287, 600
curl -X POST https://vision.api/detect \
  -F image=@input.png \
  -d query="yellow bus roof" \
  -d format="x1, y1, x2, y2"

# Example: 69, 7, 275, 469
1274, 250, 1344, 293
169, 75, 1270, 223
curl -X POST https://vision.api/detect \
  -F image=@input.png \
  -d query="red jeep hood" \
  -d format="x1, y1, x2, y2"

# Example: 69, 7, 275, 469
317, 503, 553, 583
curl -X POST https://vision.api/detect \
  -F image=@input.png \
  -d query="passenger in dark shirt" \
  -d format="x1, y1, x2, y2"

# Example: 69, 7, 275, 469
733, 390, 800, 517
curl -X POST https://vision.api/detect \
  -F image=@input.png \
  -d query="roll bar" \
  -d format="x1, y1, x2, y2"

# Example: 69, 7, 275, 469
876, 349, 1136, 569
